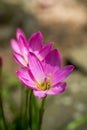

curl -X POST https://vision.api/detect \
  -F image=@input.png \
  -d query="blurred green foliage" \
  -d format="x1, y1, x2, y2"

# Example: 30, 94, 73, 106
60, 115, 87, 130
0, 75, 87, 130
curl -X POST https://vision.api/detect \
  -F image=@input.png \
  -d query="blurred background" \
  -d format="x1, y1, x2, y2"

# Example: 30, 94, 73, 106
0, 0, 87, 130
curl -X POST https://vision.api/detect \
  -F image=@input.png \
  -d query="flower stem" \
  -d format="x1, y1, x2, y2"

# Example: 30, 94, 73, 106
25, 88, 29, 130
0, 65, 8, 130
29, 90, 33, 130
20, 85, 25, 129
38, 96, 47, 130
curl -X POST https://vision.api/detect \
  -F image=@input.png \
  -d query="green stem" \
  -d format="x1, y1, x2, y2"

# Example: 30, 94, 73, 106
0, 67, 8, 130
20, 85, 25, 130
25, 88, 29, 130
29, 90, 33, 130
38, 96, 47, 130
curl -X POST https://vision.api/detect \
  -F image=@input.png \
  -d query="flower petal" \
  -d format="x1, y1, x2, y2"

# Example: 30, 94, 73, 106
43, 49, 62, 75
38, 42, 53, 61
47, 82, 67, 95
19, 36, 29, 60
52, 65, 74, 86
16, 28, 26, 40
13, 52, 27, 67
10, 39, 20, 53
33, 90, 46, 98
28, 53, 45, 83
29, 32, 43, 52
45, 49, 62, 68
16, 69, 36, 89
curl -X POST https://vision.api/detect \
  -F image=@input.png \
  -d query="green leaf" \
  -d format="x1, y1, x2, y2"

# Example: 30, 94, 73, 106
61, 115, 87, 130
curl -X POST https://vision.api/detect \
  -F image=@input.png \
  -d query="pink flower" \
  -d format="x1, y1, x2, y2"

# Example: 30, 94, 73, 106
16, 50, 74, 98
10, 29, 53, 67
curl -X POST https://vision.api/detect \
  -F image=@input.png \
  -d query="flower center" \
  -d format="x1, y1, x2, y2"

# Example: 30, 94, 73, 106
35, 78, 51, 91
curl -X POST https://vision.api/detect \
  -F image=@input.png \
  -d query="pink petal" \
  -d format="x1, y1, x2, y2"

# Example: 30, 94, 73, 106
29, 32, 43, 52
47, 82, 67, 95
43, 63, 56, 77
28, 53, 45, 83
43, 49, 62, 75
17, 36, 28, 63
16, 28, 26, 40
18, 36, 28, 54
38, 42, 53, 61
45, 49, 62, 68
13, 52, 27, 67
10, 39, 20, 53
52, 65, 74, 86
16, 69, 36, 89
33, 90, 46, 98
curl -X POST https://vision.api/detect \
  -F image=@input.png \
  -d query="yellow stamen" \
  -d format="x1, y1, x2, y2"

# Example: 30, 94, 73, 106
34, 80, 51, 91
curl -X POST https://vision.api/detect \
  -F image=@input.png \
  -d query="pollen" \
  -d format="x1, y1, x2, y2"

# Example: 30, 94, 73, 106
34, 80, 51, 91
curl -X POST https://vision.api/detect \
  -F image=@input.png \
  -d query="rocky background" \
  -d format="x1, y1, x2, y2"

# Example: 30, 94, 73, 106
0, 0, 87, 130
